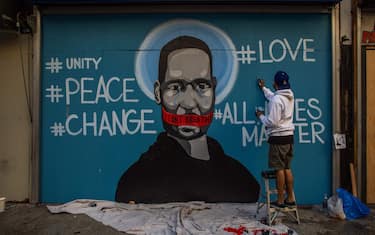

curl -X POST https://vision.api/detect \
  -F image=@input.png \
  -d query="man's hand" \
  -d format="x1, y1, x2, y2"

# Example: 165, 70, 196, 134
257, 79, 265, 89
255, 109, 264, 118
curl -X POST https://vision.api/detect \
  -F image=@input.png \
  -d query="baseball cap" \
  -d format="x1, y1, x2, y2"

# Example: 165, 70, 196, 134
274, 71, 290, 89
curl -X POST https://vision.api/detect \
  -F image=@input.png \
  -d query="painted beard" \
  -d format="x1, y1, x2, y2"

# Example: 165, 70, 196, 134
162, 107, 213, 140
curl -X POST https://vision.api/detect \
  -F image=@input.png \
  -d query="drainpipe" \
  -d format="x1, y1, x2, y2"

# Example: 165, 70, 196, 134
332, 3, 341, 194
30, 6, 41, 203
352, 0, 362, 200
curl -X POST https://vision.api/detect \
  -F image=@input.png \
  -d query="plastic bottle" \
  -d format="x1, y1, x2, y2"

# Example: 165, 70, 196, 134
322, 193, 328, 209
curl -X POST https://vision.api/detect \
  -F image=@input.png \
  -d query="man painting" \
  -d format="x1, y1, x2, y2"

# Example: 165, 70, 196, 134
116, 36, 259, 203
256, 71, 296, 208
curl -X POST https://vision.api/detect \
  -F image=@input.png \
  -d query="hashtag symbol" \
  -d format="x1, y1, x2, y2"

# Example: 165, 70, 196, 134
235, 45, 256, 64
45, 85, 64, 103
50, 122, 66, 136
213, 109, 223, 120
45, 57, 63, 73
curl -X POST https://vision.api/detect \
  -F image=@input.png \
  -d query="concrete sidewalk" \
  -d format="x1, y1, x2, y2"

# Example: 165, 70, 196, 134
0, 203, 374, 235
284, 205, 375, 235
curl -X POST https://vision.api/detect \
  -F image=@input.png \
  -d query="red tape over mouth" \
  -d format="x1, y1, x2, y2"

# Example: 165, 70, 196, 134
162, 107, 213, 127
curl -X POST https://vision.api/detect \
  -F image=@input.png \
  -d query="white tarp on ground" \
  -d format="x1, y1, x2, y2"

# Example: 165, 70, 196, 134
48, 200, 296, 235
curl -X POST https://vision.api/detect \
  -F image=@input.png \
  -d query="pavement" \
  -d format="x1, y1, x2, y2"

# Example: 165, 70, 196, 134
0, 202, 374, 235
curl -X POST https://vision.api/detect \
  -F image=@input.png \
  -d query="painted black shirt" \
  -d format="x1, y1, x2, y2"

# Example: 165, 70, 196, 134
115, 132, 260, 203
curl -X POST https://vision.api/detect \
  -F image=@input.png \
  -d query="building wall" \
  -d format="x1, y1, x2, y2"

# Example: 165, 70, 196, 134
340, 0, 352, 44
0, 2, 345, 202
0, 33, 31, 201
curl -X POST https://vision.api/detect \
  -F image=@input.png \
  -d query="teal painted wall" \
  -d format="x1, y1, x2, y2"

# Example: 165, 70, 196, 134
41, 13, 332, 204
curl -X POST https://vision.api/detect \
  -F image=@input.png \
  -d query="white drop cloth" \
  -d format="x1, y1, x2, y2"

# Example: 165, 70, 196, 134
47, 200, 296, 235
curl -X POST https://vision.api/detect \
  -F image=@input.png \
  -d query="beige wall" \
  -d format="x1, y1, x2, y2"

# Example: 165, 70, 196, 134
0, 33, 32, 201
340, 0, 352, 44
339, 1, 375, 44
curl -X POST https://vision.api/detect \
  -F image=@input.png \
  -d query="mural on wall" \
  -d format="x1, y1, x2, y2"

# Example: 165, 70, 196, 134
115, 35, 260, 203
41, 14, 332, 204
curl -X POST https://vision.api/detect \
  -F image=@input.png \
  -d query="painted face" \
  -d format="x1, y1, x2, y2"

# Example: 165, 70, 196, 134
160, 48, 215, 139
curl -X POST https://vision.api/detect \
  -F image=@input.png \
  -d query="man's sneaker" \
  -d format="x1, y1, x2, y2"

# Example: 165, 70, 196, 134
271, 201, 286, 208
284, 200, 297, 208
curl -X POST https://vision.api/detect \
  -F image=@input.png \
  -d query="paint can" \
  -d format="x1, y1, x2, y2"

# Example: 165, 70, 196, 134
0, 197, 6, 212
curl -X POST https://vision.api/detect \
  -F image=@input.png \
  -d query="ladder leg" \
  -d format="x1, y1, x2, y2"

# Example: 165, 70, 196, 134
293, 191, 300, 224
285, 191, 300, 224
295, 207, 300, 224
265, 178, 272, 225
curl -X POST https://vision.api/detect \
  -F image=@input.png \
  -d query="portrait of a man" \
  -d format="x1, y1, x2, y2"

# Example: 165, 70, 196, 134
115, 36, 260, 203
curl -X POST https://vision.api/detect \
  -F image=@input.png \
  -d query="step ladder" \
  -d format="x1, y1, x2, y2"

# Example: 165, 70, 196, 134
257, 169, 300, 225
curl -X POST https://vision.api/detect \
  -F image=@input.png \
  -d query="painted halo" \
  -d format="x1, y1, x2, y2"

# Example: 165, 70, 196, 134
134, 19, 238, 104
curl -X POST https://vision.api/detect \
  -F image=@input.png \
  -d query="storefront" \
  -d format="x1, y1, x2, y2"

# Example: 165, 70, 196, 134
32, 0, 342, 204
